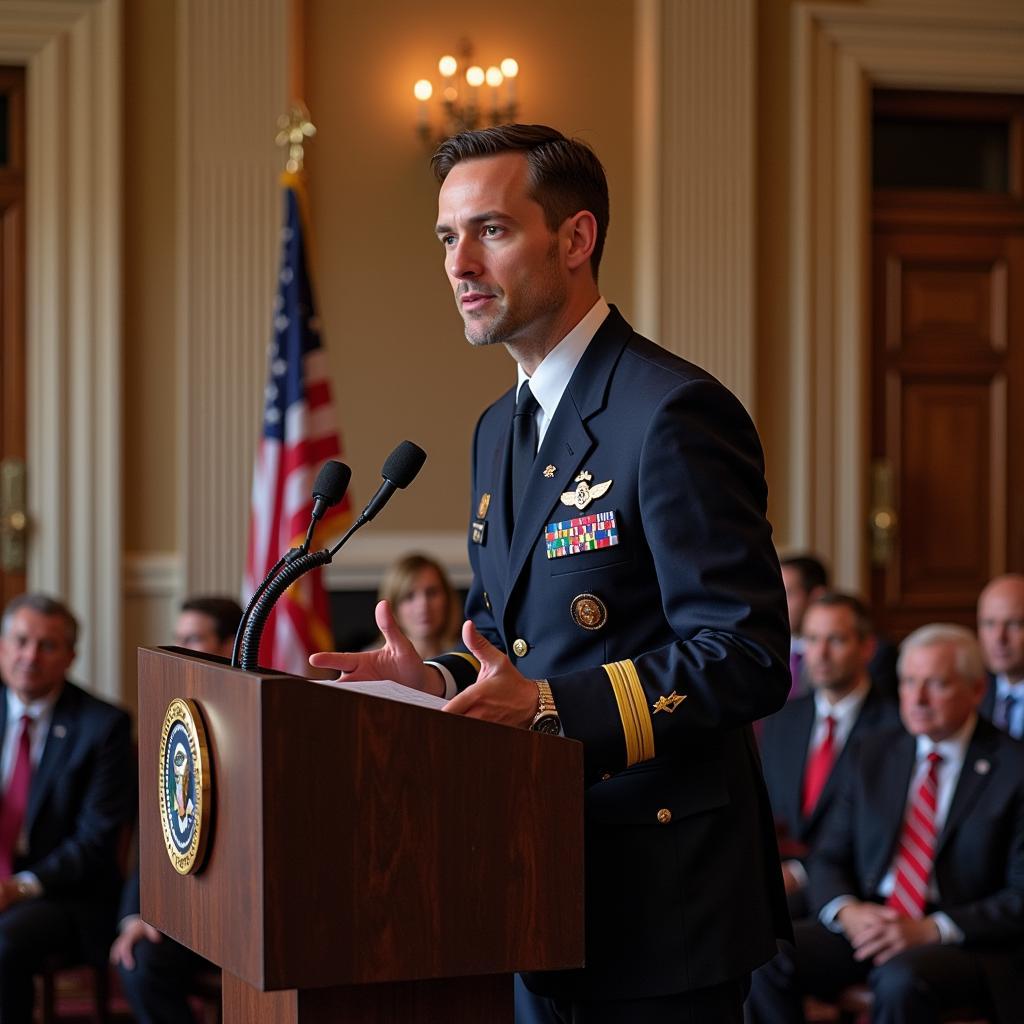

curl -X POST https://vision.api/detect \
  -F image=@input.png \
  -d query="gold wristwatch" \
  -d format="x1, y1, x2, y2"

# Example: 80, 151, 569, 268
530, 679, 561, 734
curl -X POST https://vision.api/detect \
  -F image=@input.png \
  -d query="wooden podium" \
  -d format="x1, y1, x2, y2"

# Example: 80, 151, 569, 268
137, 646, 584, 1023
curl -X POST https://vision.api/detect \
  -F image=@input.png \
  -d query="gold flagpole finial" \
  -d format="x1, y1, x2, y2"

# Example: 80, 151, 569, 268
275, 104, 316, 173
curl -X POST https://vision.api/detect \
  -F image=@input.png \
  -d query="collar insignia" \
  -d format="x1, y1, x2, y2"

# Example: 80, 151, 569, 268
652, 692, 686, 715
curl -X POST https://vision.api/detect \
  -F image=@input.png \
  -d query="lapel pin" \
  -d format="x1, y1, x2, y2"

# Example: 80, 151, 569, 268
974, 758, 991, 775
543, 465, 556, 478
560, 470, 613, 511
53, 724, 67, 739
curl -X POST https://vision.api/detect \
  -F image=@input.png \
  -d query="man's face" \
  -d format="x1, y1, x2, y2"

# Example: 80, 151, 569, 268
802, 604, 872, 696
977, 578, 1024, 682
436, 152, 568, 349
175, 611, 231, 658
0, 607, 75, 703
781, 566, 809, 634
898, 641, 983, 741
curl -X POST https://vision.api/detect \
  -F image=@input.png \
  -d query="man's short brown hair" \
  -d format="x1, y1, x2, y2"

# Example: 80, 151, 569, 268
431, 123, 610, 278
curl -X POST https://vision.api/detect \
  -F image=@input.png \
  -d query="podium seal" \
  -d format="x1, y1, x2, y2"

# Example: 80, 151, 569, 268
158, 698, 212, 875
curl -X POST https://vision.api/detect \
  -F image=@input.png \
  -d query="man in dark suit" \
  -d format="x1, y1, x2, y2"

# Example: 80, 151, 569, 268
747, 623, 1024, 1024
311, 124, 791, 1022
760, 592, 899, 918
977, 574, 1024, 739
111, 595, 241, 1024
0, 592, 135, 1024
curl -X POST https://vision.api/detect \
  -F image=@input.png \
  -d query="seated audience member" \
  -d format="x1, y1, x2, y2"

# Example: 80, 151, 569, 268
172, 595, 244, 657
780, 554, 899, 704
780, 555, 829, 698
760, 593, 899, 919
111, 595, 240, 1024
747, 623, 1024, 1024
977, 573, 1024, 740
373, 553, 460, 660
0, 593, 135, 1024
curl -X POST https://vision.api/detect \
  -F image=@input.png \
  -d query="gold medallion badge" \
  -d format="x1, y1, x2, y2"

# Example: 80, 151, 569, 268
158, 698, 212, 875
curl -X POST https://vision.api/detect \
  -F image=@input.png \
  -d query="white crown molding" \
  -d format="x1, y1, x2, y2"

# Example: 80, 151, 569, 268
124, 552, 181, 598
790, 2, 1024, 589
0, 0, 122, 701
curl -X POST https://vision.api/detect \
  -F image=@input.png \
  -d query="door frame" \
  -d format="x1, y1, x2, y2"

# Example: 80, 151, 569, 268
0, 1, 122, 700
791, 3, 1024, 592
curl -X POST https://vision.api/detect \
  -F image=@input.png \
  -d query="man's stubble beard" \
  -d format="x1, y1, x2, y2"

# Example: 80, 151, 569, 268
462, 240, 566, 349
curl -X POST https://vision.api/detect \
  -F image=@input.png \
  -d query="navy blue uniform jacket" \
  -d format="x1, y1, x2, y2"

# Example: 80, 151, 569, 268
435, 308, 792, 1000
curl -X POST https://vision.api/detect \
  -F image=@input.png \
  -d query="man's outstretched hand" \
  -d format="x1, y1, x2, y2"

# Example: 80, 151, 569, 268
443, 620, 538, 728
309, 600, 444, 696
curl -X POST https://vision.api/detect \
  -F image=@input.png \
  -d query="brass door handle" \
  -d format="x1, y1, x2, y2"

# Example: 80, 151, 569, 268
870, 461, 898, 567
0, 459, 28, 572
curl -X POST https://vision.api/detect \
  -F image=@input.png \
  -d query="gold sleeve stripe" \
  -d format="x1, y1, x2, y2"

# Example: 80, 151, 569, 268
449, 651, 481, 672
603, 660, 655, 766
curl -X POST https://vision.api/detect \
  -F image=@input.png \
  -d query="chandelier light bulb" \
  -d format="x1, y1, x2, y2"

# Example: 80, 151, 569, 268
500, 58, 519, 79
413, 79, 433, 102
438, 55, 458, 78
465, 65, 485, 88
485, 66, 504, 88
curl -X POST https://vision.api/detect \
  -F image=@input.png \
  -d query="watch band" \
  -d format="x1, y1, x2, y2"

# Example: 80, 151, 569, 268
530, 679, 561, 733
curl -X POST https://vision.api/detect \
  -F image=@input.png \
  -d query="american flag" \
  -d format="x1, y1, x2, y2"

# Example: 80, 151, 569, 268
243, 172, 350, 674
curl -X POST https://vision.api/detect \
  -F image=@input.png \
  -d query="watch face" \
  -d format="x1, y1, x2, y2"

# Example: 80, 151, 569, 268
531, 713, 561, 735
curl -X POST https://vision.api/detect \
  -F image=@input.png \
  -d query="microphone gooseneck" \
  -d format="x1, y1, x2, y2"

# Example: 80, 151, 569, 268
231, 459, 351, 668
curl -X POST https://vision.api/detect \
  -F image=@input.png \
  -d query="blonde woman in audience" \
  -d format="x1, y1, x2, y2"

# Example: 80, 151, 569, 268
374, 553, 460, 660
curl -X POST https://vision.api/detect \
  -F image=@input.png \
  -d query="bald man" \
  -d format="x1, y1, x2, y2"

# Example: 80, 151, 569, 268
977, 574, 1024, 740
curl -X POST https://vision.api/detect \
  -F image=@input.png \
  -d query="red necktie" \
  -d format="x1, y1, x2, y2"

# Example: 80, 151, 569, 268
886, 751, 942, 919
0, 715, 33, 878
801, 715, 836, 817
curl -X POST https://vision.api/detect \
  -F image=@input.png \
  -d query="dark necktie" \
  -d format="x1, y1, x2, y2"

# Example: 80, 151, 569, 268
511, 381, 539, 522
886, 751, 942, 919
998, 692, 1021, 739
0, 715, 33, 877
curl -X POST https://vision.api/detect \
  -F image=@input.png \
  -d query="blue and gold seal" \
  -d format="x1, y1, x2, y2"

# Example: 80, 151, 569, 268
158, 698, 211, 875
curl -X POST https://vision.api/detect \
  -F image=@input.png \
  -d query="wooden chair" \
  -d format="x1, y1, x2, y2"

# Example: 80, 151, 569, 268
808, 984, 992, 1024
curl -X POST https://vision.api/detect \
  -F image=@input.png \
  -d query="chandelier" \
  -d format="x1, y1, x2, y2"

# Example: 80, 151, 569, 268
413, 40, 519, 148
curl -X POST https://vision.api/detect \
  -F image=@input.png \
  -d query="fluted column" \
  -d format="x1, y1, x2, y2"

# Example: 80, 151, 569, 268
177, 0, 288, 595
636, 0, 757, 412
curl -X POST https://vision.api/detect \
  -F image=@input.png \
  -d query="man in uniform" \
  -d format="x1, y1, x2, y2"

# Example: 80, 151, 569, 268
313, 124, 790, 1022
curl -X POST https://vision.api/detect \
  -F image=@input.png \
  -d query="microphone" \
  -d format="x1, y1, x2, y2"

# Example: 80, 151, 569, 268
295, 460, 352, 557
231, 459, 351, 668
237, 443, 426, 671
350, 441, 427, 530
311, 460, 352, 523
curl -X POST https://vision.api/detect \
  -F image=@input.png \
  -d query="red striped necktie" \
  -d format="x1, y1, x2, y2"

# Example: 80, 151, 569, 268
0, 715, 33, 878
886, 751, 943, 918
801, 714, 836, 818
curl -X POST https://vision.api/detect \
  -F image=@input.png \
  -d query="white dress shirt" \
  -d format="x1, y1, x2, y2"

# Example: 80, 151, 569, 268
1, 685, 62, 896
993, 675, 1024, 739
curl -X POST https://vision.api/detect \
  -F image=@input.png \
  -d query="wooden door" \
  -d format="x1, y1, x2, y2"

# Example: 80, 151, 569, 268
871, 91, 1024, 638
0, 66, 25, 607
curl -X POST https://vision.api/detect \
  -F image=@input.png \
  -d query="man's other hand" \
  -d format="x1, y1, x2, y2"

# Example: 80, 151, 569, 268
309, 600, 444, 696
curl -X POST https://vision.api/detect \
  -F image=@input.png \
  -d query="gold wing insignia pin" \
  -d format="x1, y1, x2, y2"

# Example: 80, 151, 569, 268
560, 470, 613, 511
652, 692, 686, 715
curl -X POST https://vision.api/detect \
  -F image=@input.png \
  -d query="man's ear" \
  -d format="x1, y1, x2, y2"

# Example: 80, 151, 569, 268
564, 211, 598, 271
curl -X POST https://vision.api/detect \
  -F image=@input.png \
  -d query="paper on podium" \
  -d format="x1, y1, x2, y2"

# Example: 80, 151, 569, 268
316, 678, 448, 711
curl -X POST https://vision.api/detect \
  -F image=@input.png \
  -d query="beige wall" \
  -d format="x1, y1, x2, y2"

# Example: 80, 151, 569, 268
304, 0, 635, 529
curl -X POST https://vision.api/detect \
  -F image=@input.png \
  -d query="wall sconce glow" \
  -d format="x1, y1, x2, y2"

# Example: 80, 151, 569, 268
413, 38, 520, 148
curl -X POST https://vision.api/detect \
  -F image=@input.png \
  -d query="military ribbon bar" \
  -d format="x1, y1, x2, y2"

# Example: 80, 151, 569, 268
544, 510, 619, 559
